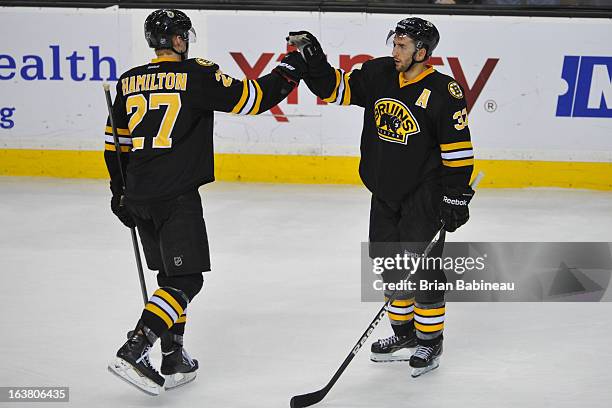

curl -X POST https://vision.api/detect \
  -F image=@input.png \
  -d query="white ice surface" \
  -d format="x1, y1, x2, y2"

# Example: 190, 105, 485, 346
1, 177, 611, 408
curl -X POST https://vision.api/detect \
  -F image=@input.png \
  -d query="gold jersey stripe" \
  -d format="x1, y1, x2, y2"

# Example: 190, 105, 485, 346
176, 315, 187, 324
105, 126, 131, 136
341, 72, 352, 106
440, 141, 473, 152
415, 322, 444, 332
323, 69, 342, 103
154, 289, 185, 316
104, 144, 130, 153
145, 303, 173, 328
443, 158, 475, 168
249, 80, 264, 115
388, 312, 414, 321
231, 80, 249, 114
414, 307, 445, 317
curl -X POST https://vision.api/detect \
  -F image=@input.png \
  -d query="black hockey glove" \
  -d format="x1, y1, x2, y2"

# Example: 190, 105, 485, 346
272, 51, 307, 88
111, 195, 135, 228
440, 186, 474, 232
287, 31, 325, 65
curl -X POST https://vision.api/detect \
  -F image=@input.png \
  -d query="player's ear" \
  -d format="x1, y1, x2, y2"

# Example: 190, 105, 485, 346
416, 47, 428, 63
172, 34, 183, 49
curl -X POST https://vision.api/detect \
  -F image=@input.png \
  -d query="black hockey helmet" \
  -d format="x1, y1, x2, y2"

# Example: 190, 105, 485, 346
386, 17, 440, 58
144, 9, 196, 50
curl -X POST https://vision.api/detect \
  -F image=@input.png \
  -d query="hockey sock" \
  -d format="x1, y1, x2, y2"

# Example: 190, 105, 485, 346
386, 296, 415, 337
414, 301, 445, 344
171, 313, 187, 336
160, 313, 187, 353
141, 287, 189, 338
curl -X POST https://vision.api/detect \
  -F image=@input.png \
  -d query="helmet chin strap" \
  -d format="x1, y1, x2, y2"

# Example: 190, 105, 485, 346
403, 49, 426, 73
171, 45, 188, 61
171, 36, 189, 61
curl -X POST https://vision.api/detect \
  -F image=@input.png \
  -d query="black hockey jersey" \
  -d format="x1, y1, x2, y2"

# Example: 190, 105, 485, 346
104, 55, 295, 202
305, 57, 474, 201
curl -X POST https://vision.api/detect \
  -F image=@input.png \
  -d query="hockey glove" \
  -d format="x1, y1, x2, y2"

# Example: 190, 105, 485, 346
272, 51, 307, 87
440, 186, 474, 232
111, 195, 136, 228
287, 31, 325, 65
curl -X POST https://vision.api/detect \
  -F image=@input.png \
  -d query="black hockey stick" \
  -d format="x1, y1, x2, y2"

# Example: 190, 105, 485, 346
290, 171, 485, 408
103, 83, 148, 305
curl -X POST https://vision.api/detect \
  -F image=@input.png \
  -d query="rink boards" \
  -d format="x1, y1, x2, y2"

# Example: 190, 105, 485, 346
1, 149, 610, 190
0, 7, 611, 189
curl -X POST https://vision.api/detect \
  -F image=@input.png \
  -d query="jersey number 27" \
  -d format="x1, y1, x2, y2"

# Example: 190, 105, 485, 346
126, 93, 182, 150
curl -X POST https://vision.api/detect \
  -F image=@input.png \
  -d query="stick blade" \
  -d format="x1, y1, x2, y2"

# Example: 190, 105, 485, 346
290, 389, 327, 408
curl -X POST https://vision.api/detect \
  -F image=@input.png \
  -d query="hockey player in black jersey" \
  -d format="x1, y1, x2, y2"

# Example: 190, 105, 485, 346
289, 18, 474, 377
105, 9, 305, 395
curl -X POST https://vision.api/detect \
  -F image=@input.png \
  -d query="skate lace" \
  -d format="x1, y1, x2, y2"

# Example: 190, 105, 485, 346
379, 335, 400, 347
182, 349, 195, 366
135, 343, 154, 370
413, 345, 434, 360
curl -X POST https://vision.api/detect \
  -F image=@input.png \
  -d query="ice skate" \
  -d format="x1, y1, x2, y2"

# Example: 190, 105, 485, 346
108, 327, 165, 395
161, 333, 199, 390
370, 333, 417, 362
409, 340, 443, 377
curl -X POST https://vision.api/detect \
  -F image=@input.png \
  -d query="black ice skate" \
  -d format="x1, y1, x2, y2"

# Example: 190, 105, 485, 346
161, 333, 198, 390
409, 339, 443, 377
370, 333, 417, 362
108, 326, 165, 395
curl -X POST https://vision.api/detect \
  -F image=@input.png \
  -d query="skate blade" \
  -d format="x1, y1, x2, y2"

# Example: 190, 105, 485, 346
108, 358, 161, 396
164, 371, 197, 390
411, 358, 440, 378
370, 348, 414, 363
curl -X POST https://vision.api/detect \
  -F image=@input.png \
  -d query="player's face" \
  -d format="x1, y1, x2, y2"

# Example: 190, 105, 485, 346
391, 36, 416, 72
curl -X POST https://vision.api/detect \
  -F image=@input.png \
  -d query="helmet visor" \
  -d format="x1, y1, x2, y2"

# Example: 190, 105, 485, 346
385, 29, 409, 47
184, 27, 197, 43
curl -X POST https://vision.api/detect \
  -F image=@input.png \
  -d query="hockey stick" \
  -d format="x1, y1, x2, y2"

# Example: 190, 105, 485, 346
103, 83, 148, 305
290, 171, 485, 408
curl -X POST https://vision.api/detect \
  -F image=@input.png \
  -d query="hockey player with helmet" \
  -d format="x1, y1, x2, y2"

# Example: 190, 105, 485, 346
105, 9, 305, 395
289, 18, 474, 377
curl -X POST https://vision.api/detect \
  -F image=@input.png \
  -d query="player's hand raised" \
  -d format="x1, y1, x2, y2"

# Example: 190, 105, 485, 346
287, 31, 325, 64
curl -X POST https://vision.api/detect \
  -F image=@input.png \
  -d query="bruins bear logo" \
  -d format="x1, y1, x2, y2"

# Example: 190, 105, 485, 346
448, 81, 464, 99
373, 98, 420, 144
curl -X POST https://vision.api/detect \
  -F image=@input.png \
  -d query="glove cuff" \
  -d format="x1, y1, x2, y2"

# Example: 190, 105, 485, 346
442, 185, 474, 207
272, 67, 299, 89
